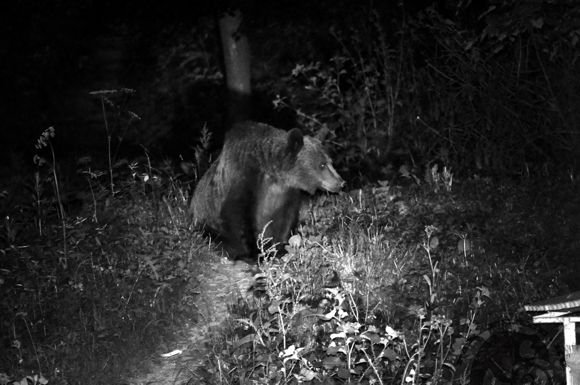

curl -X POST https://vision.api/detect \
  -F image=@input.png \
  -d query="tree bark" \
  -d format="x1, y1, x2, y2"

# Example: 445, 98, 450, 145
218, 9, 252, 128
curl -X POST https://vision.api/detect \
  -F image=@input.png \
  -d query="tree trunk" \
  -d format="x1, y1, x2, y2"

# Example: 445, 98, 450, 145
218, 9, 252, 128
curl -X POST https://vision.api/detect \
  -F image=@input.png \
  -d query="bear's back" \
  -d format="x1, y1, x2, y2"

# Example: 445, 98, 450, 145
224, 122, 294, 175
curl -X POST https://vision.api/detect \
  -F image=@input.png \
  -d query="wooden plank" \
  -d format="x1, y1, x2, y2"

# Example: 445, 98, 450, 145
534, 311, 571, 318
525, 293, 580, 384
525, 291, 580, 311
564, 320, 577, 385
533, 315, 580, 324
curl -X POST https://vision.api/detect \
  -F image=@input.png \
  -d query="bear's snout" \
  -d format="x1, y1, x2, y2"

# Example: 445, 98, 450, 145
321, 164, 345, 193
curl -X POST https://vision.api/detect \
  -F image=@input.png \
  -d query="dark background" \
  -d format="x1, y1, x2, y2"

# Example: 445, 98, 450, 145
1, 0, 579, 183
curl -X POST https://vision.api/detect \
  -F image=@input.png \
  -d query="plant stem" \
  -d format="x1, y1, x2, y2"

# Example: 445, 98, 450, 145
50, 143, 67, 259
100, 96, 115, 195
34, 171, 43, 236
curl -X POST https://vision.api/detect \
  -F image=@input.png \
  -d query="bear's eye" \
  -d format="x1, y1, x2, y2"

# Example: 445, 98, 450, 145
320, 163, 327, 170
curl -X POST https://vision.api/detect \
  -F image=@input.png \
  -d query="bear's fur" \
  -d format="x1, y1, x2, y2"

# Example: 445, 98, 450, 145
190, 121, 345, 259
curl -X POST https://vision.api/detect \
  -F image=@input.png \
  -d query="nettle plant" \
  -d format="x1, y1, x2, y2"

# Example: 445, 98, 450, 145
220, 223, 488, 384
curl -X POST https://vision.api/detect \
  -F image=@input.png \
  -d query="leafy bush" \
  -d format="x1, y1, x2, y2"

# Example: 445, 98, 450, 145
199, 178, 568, 384
273, 3, 580, 183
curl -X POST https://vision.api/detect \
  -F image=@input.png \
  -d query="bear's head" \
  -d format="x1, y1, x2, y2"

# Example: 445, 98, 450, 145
284, 128, 345, 195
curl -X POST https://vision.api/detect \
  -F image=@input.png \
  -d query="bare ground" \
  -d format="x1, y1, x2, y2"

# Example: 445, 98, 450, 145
126, 258, 256, 385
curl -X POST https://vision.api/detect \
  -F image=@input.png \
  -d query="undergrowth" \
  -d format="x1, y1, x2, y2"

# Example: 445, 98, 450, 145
2, 3, 580, 384
196, 174, 573, 384
0, 119, 206, 384
0, 127, 575, 384
269, 5, 580, 186
1, 107, 577, 384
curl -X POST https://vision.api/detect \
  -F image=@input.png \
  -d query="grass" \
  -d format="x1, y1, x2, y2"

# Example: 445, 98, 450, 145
0, 142, 206, 384
0, 134, 576, 384
203, 173, 570, 384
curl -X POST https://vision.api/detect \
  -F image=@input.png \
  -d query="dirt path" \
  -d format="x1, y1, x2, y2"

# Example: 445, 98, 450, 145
126, 258, 256, 385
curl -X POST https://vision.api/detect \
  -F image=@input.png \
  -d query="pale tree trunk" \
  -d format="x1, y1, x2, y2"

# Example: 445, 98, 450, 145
218, 9, 252, 128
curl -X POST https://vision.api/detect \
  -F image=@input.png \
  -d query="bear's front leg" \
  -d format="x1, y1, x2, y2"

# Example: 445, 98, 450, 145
220, 184, 259, 260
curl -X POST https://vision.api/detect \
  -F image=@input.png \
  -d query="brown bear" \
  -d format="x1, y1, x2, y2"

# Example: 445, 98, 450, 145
190, 121, 345, 259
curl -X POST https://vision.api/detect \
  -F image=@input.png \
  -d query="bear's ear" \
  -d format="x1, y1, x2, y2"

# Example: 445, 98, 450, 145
287, 128, 304, 155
